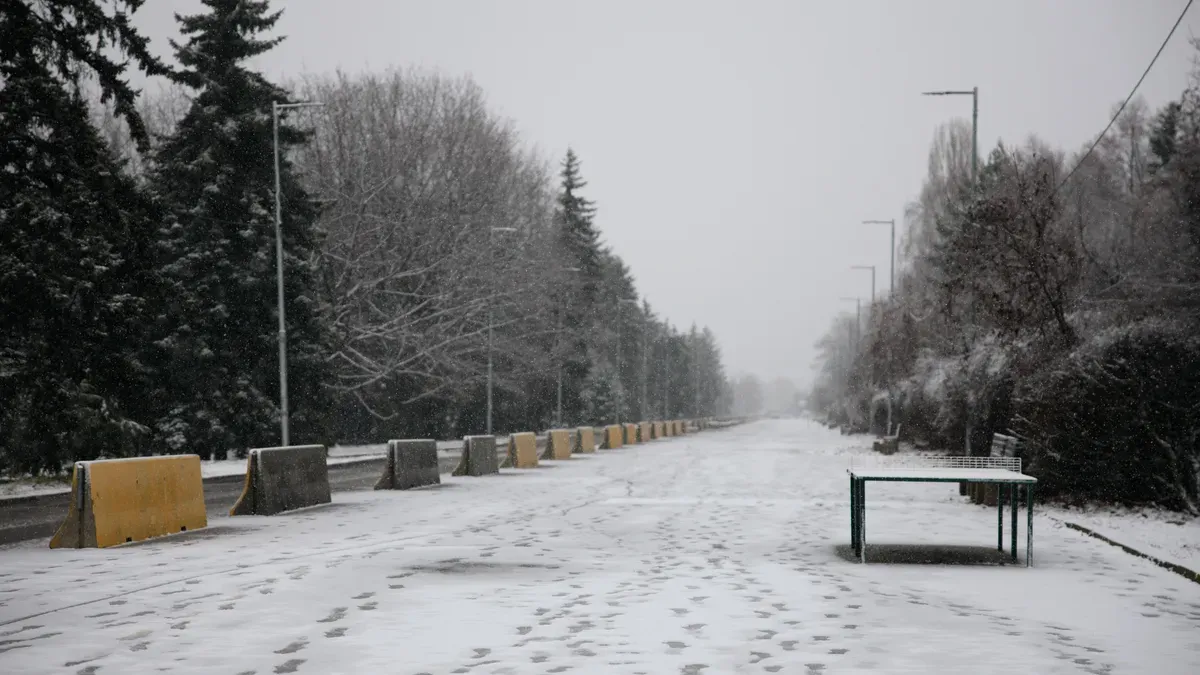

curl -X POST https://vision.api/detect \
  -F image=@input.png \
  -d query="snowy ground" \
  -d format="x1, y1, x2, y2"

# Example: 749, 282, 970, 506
3, 419, 1200, 674
1043, 504, 1200, 573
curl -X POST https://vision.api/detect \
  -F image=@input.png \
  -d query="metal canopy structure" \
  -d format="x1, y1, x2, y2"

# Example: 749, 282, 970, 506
847, 456, 1038, 566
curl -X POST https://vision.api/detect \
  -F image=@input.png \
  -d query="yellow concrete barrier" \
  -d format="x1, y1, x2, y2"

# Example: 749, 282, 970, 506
50, 455, 207, 549
673, 420, 683, 435
639, 421, 652, 443
576, 427, 596, 453
504, 432, 539, 468
542, 429, 572, 460
623, 423, 638, 445
603, 424, 623, 449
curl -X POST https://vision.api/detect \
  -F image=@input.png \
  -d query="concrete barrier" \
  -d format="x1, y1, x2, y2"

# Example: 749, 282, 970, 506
623, 423, 638, 445
639, 421, 652, 443
452, 435, 499, 476
229, 445, 331, 516
50, 455, 207, 549
602, 425, 623, 449
374, 439, 440, 490
575, 427, 596, 453
673, 420, 683, 436
543, 429, 572, 460
504, 432, 539, 469
652, 421, 663, 438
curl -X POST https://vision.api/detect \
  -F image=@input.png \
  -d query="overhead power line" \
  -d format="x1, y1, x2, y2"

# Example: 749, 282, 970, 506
1056, 0, 1194, 193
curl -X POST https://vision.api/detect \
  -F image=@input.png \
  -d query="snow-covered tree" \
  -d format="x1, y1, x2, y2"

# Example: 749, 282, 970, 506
150, 0, 331, 458
0, 0, 168, 473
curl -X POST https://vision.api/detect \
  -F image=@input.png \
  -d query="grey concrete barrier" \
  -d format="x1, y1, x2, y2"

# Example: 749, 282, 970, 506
451, 435, 499, 477
229, 445, 331, 516
375, 439, 440, 490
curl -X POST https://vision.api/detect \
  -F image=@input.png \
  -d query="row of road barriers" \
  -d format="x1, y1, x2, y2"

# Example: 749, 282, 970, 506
48, 418, 713, 549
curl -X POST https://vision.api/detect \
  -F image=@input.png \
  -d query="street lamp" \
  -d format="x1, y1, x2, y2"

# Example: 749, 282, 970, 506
692, 332, 701, 418
272, 100, 324, 447
616, 297, 639, 424
486, 226, 518, 435
839, 296, 862, 346
861, 219, 895, 297
658, 328, 670, 419
850, 265, 876, 308
555, 267, 582, 428
922, 87, 978, 180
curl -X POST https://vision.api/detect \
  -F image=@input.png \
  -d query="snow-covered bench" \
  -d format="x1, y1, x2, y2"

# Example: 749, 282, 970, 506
872, 424, 901, 455
968, 433, 1022, 505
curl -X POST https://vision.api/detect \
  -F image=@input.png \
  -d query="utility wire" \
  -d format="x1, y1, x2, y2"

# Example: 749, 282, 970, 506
1055, 0, 1194, 193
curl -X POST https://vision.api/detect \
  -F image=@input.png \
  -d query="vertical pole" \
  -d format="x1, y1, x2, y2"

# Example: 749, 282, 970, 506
889, 219, 895, 297
1026, 484, 1034, 567
1010, 483, 1018, 562
997, 482, 1003, 551
640, 320, 648, 422
663, 338, 669, 419
850, 475, 857, 554
555, 307, 564, 428
272, 102, 290, 447
971, 87, 979, 181
870, 266, 876, 308
859, 480, 867, 563
486, 307, 494, 434
616, 310, 623, 425
855, 299, 861, 347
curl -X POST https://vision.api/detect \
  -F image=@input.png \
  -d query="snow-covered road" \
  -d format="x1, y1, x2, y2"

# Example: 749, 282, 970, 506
2, 418, 1199, 674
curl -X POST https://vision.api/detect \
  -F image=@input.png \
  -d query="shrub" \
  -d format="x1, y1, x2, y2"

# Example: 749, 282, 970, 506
1012, 319, 1200, 513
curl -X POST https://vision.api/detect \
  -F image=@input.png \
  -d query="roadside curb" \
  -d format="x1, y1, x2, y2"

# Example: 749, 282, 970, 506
0, 455, 389, 509
1059, 519, 1200, 586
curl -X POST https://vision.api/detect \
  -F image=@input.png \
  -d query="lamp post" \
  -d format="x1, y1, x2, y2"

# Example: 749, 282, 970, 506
272, 100, 323, 447
616, 297, 639, 424
660, 329, 670, 419
692, 331, 701, 418
923, 87, 978, 180
486, 226, 518, 435
839, 296, 861, 347
555, 267, 582, 428
851, 265, 876, 308
639, 303, 649, 422
861, 219, 895, 297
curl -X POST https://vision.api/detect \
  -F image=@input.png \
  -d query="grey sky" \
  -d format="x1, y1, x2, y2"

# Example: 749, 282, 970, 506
133, 1, 1200, 390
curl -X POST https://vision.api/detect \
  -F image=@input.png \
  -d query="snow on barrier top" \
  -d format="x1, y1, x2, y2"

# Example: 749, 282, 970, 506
848, 455, 1035, 483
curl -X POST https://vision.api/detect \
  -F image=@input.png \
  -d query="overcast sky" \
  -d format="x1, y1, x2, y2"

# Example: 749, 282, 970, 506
132, 1, 1200, 391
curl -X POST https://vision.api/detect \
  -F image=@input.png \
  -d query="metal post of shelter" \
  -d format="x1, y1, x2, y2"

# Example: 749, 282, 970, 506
1026, 484, 1034, 567
1010, 483, 1017, 562
858, 480, 866, 563
997, 482, 1003, 551
849, 475, 857, 555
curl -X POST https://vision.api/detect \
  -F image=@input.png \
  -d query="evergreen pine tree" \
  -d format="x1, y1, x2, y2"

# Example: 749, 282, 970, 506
558, 148, 602, 301
556, 148, 604, 425
1, 1, 168, 473
150, 0, 331, 458
581, 357, 623, 425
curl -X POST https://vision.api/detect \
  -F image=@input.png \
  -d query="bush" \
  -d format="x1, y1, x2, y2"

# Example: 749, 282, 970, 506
1012, 319, 1200, 513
